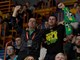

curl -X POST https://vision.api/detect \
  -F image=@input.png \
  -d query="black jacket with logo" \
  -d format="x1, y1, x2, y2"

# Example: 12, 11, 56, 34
42, 24, 65, 54
12, 17, 43, 58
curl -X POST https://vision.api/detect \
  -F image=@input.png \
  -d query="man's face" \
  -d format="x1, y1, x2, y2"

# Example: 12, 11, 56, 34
55, 53, 66, 60
45, 21, 49, 28
15, 37, 21, 46
75, 36, 80, 46
7, 46, 15, 56
28, 18, 36, 28
48, 16, 57, 26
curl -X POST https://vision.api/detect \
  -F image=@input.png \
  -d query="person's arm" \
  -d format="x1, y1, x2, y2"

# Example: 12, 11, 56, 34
12, 6, 23, 33
58, 3, 78, 23
58, 3, 79, 36
12, 6, 21, 17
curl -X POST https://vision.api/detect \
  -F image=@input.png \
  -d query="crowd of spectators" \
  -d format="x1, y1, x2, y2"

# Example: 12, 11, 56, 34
0, 1, 80, 60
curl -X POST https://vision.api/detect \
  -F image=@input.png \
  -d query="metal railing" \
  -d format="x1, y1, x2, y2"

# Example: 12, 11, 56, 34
0, 0, 14, 14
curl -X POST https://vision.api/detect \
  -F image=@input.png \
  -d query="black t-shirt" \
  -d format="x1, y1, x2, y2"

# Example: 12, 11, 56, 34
43, 24, 65, 54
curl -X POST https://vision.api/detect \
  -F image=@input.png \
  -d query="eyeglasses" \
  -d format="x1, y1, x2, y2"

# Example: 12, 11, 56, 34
7, 48, 13, 50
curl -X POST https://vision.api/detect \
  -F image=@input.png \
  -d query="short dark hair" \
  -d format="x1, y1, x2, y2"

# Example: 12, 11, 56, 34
15, 34, 21, 38
49, 14, 57, 21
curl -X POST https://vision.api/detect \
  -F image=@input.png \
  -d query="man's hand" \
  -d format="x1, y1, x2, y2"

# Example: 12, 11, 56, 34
12, 6, 21, 17
14, 6, 21, 12
58, 3, 65, 9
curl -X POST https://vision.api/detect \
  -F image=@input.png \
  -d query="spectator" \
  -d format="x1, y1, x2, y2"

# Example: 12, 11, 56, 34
40, 21, 49, 29
65, 35, 80, 60
25, 2, 35, 11
42, 2, 78, 60
4, 12, 12, 30
20, 2, 35, 22
24, 55, 35, 60
74, 35, 80, 60
75, 6, 80, 22
1, 22, 9, 36
6, 45, 18, 60
42, 14, 65, 60
14, 35, 22, 55
63, 34, 76, 60
55, 53, 67, 60
70, 2, 78, 15
12, 6, 44, 60
44, 21, 49, 29
36, 0, 45, 9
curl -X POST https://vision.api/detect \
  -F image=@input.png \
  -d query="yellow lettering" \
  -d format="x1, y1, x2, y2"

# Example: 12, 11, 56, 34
46, 31, 58, 43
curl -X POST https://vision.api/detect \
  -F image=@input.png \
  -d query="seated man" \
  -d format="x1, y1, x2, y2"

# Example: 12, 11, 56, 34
6, 45, 18, 60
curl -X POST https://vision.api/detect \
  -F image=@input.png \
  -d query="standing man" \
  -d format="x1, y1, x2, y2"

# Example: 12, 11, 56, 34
42, 15, 65, 60
12, 6, 43, 60
43, 2, 79, 60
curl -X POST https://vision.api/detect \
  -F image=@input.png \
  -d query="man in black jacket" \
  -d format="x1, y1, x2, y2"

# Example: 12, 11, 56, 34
12, 6, 43, 60
42, 3, 79, 60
